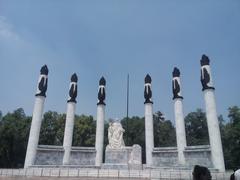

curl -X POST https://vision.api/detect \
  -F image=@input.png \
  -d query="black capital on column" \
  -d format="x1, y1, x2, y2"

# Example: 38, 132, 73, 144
144, 74, 153, 104
172, 67, 183, 100
67, 73, 78, 103
200, 54, 215, 91
36, 65, 48, 97
97, 77, 106, 105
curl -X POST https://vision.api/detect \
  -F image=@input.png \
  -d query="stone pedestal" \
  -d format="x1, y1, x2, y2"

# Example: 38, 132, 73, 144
24, 96, 45, 168
103, 145, 142, 169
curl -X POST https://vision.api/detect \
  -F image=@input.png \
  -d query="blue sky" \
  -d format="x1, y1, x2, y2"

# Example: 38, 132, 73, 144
0, 1, 239, 123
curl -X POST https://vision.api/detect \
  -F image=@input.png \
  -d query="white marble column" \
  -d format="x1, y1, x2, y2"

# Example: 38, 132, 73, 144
174, 99, 187, 165
145, 103, 154, 167
24, 65, 48, 168
204, 89, 225, 172
95, 77, 106, 167
62, 73, 78, 165
95, 104, 105, 166
144, 74, 154, 167
172, 67, 187, 165
200, 55, 225, 172
62, 102, 76, 165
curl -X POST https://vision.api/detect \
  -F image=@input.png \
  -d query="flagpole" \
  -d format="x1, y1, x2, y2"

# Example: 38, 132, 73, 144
126, 73, 129, 145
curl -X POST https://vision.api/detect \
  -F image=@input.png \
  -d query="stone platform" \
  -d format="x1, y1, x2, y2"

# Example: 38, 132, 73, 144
103, 145, 142, 170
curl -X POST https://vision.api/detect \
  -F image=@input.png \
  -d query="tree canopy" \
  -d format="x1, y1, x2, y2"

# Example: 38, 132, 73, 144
0, 107, 239, 169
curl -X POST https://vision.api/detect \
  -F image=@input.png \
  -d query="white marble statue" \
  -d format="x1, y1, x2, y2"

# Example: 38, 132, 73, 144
108, 120, 125, 149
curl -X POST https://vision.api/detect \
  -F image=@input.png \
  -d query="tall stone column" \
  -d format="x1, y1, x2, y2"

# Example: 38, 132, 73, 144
200, 55, 225, 172
24, 65, 48, 168
63, 73, 78, 165
144, 74, 154, 167
95, 77, 106, 167
172, 67, 187, 166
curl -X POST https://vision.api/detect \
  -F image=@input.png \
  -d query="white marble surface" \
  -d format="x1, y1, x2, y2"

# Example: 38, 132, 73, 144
95, 105, 105, 166
204, 89, 225, 172
24, 96, 45, 168
107, 121, 125, 149
174, 98, 187, 165
144, 103, 154, 167
63, 102, 76, 165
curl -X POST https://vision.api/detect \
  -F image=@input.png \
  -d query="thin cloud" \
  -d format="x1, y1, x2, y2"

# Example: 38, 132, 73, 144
0, 16, 20, 41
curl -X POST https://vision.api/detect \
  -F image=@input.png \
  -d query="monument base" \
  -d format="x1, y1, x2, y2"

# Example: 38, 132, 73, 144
103, 144, 142, 170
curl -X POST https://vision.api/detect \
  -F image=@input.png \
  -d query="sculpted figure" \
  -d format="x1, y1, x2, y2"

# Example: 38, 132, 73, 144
108, 120, 125, 149
36, 65, 48, 97
67, 73, 78, 103
144, 74, 153, 104
172, 67, 183, 100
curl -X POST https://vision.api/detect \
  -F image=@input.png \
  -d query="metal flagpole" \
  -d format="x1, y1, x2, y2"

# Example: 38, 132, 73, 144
126, 73, 129, 145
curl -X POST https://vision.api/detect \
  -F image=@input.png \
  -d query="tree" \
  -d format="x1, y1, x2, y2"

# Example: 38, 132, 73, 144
0, 110, 2, 121
121, 113, 176, 163
72, 115, 96, 147
153, 111, 176, 147
121, 116, 146, 162
0, 108, 31, 168
185, 109, 210, 146
222, 106, 240, 169
39, 111, 65, 145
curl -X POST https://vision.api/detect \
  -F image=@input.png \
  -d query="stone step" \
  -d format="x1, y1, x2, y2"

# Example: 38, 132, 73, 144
0, 168, 232, 179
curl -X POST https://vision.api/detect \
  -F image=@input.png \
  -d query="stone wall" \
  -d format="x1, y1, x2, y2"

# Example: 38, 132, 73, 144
34, 145, 96, 166
35, 145, 64, 165
152, 147, 179, 167
152, 145, 213, 169
184, 145, 213, 168
69, 147, 96, 165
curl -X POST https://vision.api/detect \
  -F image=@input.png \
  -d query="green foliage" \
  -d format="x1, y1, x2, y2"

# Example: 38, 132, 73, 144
0, 108, 31, 168
121, 113, 176, 163
122, 116, 146, 162
221, 106, 240, 169
39, 111, 65, 145
72, 115, 96, 147
122, 116, 145, 147
0, 106, 239, 170
185, 109, 210, 146
153, 111, 176, 147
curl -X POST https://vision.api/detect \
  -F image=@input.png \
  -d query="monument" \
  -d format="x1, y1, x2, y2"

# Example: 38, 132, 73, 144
200, 55, 225, 171
104, 119, 142, 169
144, 74, 154, 167
24, 65, 48, 168
172, 67, 186, 166
23, 54, 225, 173
107, 120, 125, 149
63, 73, 78, 165
95, 76, 106, 167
